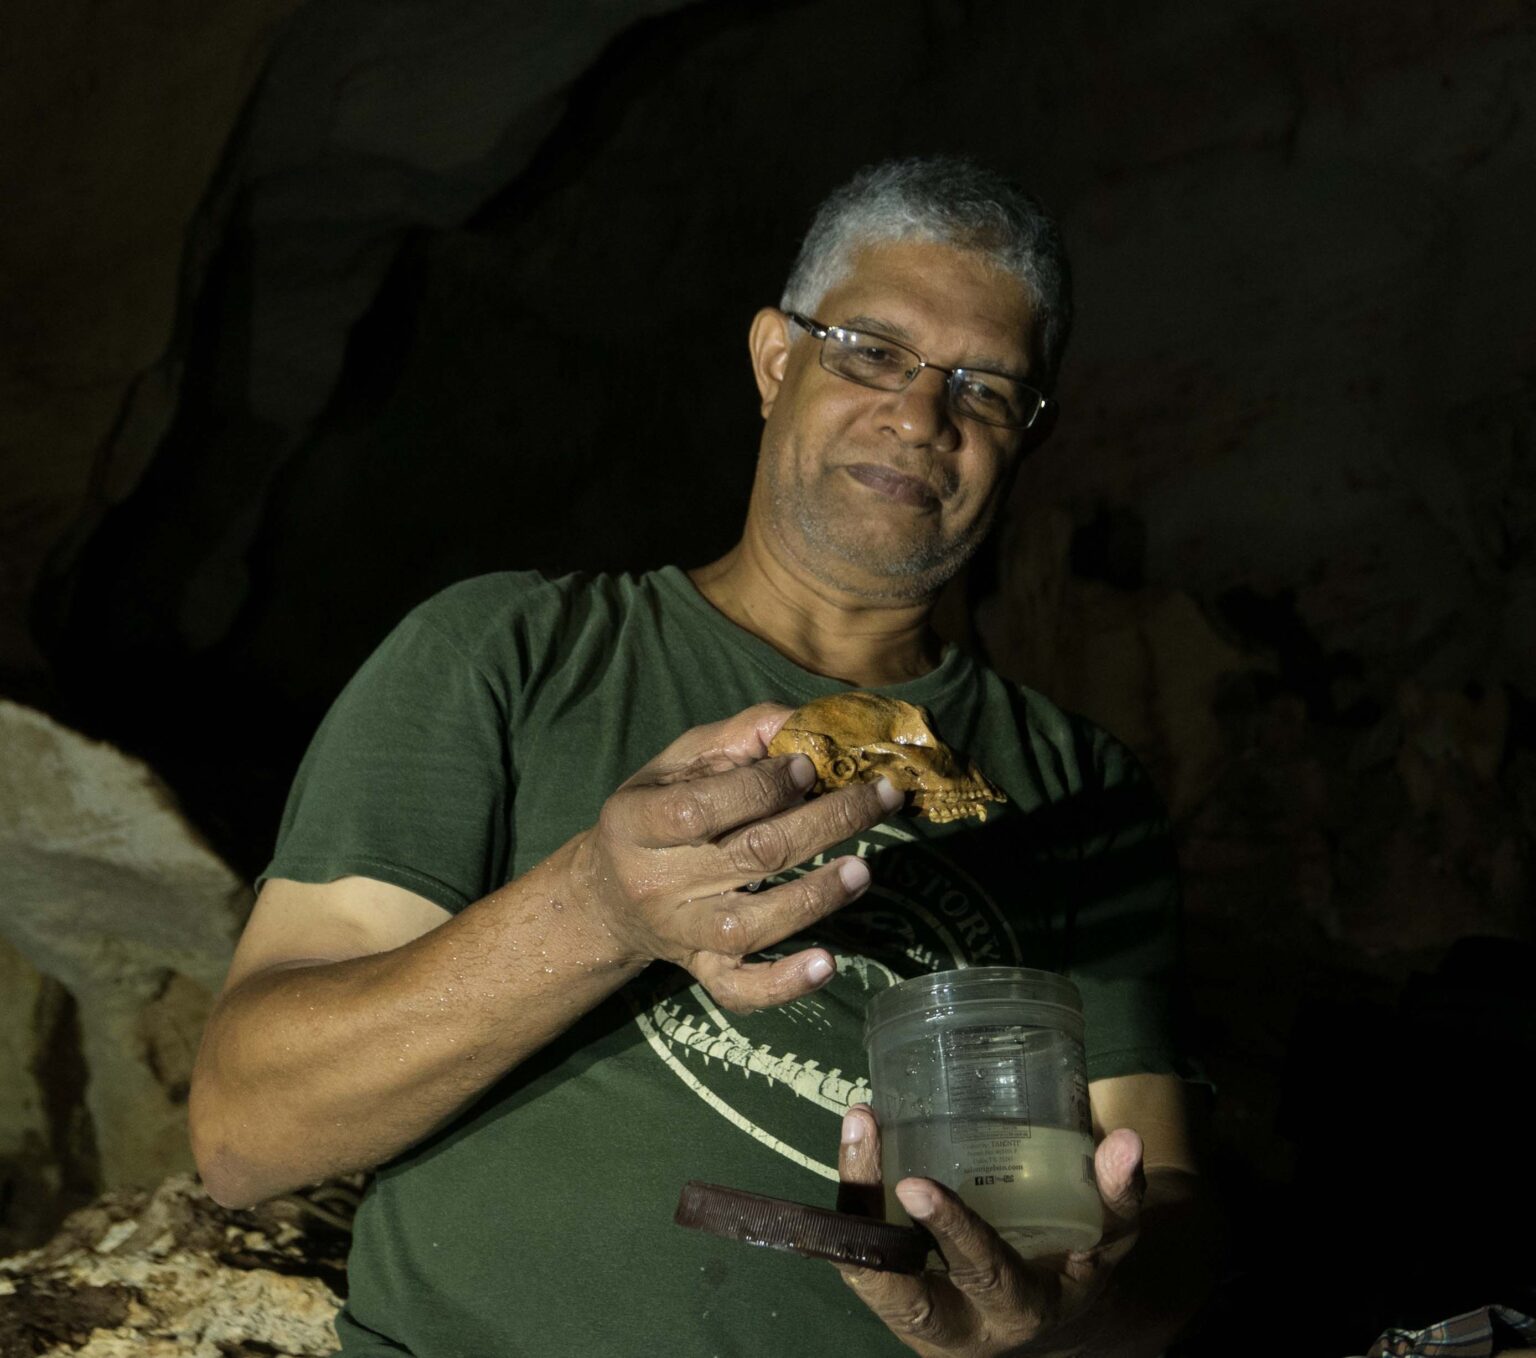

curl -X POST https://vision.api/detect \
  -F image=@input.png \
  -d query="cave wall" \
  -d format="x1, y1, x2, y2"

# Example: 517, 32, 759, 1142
0, 0, 306, 681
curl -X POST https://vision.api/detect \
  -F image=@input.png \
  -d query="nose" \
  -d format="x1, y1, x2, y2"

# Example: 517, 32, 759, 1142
882, 368, 960, 451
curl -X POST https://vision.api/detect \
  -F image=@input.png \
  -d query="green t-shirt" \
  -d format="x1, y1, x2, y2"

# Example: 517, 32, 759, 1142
265, 567, 1189, 1358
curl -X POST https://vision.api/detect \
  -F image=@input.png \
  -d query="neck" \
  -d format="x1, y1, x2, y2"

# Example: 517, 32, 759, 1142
687, 523, 946, 689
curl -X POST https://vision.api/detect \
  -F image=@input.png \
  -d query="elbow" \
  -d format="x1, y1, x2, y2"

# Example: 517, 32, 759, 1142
198, 1167, 262, 1212
188, 1077, 274, 1210
189, 1116, 262, 1210
192, 1133, 282, 1211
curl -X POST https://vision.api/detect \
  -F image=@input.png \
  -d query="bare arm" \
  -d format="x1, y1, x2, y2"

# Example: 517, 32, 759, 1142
190, 703, 900, 1209
190, 839, 634, 1209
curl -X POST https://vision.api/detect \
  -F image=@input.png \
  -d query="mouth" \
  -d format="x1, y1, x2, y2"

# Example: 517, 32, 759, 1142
843, 463, 940, 509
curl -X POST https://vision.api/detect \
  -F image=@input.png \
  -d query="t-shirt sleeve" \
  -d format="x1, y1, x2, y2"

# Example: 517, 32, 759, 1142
1060, 721, 1201, 1087
260, 607, 512, 914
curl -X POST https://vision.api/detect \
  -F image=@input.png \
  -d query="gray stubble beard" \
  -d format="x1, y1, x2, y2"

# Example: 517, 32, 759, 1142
762, 454, 994, 604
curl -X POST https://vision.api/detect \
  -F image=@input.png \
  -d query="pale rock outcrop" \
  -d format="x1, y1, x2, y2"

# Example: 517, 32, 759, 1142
0, 701, 251, 1193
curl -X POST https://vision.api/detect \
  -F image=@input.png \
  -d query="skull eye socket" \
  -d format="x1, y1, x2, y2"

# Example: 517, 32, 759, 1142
830, 755, 859, 781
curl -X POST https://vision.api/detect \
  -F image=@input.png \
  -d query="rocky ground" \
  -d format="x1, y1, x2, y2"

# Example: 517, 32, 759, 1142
0, 1175, 357, 1358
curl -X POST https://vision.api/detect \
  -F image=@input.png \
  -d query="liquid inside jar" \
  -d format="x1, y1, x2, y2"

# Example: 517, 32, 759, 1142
882, 1120, 1101, 1257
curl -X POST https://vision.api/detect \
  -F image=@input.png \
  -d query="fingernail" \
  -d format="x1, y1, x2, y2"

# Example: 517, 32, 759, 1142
875, 777, 903, 811
789, 755, 816, 790
838, 857, 870, 892
895, 1183, 935, 1219
841, 1113, 865, 1144
806, 955, 833, 984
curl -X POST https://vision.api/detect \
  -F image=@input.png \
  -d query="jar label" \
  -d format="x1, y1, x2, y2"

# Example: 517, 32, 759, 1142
938, 1025, 1033, 1140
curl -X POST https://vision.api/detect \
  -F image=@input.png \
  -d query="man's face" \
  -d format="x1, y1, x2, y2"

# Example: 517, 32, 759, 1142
748, 238, 1039, 603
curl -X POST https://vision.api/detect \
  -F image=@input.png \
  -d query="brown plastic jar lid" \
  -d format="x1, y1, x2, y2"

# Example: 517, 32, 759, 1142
674, 1180, 930, 1274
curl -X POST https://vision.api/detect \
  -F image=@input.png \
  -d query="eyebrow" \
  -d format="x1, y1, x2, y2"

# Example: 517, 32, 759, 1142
838, 313, 1026, 379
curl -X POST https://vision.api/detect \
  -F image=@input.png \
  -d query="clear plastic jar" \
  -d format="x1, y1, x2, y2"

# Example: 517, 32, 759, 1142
864, 967, 1102, 1257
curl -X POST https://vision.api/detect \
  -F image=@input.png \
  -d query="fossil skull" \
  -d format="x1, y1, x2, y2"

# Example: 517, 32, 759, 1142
767, 692, 1006, 824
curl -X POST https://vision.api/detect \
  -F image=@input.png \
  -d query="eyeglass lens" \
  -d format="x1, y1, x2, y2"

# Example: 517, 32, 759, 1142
819, 327, 1041, 429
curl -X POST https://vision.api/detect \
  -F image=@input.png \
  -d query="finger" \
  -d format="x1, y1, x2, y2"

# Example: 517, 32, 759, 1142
680, 855, 872, 960
1093, 1128, 1146, 1239
689, 945, 838, 1015
631, 703, 794, 785
836, 1104, 884, 1218
892, 1179, 1057, 1324
1062, 1129, 1146, 1283
707, 777, 902, 885
839, 1226, 970, 1351
626, 752, 820, 849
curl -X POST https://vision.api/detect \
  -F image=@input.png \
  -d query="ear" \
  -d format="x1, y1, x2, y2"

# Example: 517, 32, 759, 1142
749, 307, 793, 418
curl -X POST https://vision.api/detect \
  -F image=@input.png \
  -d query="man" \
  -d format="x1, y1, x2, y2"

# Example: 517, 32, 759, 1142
190, 157, 1219, 1357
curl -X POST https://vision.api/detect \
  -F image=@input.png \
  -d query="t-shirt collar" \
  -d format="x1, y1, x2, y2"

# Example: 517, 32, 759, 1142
652, 564, 976, 708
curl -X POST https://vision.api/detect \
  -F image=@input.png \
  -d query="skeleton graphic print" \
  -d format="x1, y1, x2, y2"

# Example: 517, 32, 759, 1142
631, 818, 1043, 1180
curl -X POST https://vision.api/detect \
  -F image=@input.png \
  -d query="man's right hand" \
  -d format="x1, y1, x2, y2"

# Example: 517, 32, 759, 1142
568, 701, 901, 1015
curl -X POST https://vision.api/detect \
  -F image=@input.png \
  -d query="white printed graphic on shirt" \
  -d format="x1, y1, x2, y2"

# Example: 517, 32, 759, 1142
630, 821, 1016, 1180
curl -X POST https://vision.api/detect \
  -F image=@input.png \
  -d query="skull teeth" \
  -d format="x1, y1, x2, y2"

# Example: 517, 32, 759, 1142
918, 793, 991, 824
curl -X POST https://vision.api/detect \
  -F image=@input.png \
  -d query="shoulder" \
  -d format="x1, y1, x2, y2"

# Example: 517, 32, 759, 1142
405, 570, 581, 638
985, 671, 1148, 795
401, 569, 644, 652
394, 568, 675, 691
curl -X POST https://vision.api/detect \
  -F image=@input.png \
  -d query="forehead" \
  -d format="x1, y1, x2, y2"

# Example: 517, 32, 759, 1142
814, 238, 1037, 372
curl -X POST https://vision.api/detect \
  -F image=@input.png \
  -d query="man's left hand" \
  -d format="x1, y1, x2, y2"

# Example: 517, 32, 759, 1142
836, 1104, 1146, 1357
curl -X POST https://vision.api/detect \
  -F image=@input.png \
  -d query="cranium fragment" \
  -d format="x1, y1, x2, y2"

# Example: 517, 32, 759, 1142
768, 692, 1006, 824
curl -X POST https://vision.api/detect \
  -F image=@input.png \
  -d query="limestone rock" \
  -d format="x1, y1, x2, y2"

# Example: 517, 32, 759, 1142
0, 701, 250, 1200
0, 1174, 352, 1358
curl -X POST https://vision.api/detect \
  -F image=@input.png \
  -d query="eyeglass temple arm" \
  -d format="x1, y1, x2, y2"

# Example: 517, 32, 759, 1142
783, 310, 825, 337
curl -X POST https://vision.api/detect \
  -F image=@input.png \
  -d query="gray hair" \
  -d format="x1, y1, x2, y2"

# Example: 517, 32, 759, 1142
779, 156, 1073, 388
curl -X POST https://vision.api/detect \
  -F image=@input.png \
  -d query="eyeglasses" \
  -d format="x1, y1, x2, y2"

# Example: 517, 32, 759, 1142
784, 311, 1050, 431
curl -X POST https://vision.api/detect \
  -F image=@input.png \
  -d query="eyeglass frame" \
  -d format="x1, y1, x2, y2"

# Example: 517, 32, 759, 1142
782, 309, 1053, 432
